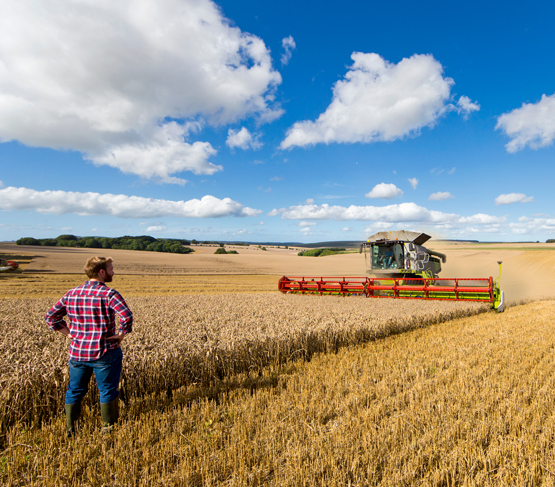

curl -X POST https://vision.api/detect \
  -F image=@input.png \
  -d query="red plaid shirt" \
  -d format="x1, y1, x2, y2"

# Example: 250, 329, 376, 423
45, 280, 133, 361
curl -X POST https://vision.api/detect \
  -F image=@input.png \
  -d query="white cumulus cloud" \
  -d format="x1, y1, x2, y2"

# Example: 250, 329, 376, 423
269, 202, 505, 231
0, 0, 282, 180
226, 127, 263, 150
90, 122, 220, 185
495, 193, 534, 205
429, 191, 454, 201
299, 221, 317, 227
364, 222, 395, 234
0, 186, 262, 218
508, 216, 555, 235
456, 96, 480, 118
281, 52, 456, 149
269, 202, 457, 223
365, 183, 403, 200
146, 225, 167, 232
458, 214, 506, 224
281, 36, 296, 65
408, 178, 418, 190
496, 94, 555, 152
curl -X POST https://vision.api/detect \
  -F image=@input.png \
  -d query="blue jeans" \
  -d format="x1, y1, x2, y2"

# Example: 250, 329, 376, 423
66, 348, 123, 405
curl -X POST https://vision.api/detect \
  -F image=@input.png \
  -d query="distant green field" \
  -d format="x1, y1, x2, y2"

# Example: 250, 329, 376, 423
298, 247, 347, 257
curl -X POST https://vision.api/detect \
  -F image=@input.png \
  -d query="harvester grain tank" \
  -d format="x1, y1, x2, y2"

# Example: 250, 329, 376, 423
278, 231, 505, 312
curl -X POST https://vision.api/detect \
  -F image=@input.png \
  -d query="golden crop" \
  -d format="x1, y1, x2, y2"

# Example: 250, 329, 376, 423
0, 293, 486, 436
2, 300, 555, 486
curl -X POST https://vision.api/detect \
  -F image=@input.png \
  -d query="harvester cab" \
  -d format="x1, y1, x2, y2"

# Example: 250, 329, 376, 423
360, 230, 446, 279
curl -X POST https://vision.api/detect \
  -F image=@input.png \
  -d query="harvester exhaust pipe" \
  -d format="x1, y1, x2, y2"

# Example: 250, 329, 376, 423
427, 249, 447, 264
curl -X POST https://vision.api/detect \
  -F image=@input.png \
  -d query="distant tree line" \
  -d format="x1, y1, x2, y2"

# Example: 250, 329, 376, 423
214, 248, 238, 255
297, 248, 346, 257
193, 240, 250, 246
16, 235, 193, 254
547, 239, 555, 243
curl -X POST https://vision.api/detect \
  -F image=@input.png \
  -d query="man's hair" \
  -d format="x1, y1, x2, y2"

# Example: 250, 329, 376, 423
84, 256, 113, 279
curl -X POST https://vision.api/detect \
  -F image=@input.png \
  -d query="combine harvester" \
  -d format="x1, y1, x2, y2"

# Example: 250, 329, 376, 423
0, 258, 19, 273
279, 231, 505, 312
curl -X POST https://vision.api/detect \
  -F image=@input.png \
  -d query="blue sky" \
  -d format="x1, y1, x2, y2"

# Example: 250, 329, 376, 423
1, 0, 554, 243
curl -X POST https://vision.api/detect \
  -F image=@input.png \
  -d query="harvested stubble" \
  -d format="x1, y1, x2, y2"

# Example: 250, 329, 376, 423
0, 293, 486, 437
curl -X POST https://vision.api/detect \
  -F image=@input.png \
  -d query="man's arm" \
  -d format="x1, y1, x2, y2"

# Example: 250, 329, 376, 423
108, 291, 133, 339
44, 298, 71, 334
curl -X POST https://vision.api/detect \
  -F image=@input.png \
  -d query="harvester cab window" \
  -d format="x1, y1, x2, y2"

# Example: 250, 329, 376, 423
373, 244, 399, 270
393, 243, 404, 269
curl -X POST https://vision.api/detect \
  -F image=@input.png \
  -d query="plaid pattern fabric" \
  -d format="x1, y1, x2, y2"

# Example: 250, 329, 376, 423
45, 281, 133, 361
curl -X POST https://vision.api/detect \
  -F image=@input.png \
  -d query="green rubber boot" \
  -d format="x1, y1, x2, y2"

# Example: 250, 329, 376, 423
65, 402, 81, 438
100, 395, 119, 433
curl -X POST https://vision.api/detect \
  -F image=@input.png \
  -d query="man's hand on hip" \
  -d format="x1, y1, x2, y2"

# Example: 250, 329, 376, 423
106, 333, 125, 344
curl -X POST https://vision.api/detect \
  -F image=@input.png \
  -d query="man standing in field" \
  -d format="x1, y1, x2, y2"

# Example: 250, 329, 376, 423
45, 256, 133, 437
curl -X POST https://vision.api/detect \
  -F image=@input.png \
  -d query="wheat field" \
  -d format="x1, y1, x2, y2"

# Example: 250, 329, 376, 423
2, 298, 555, 485
2, 243, 555, 485
0, 293, 485, 437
